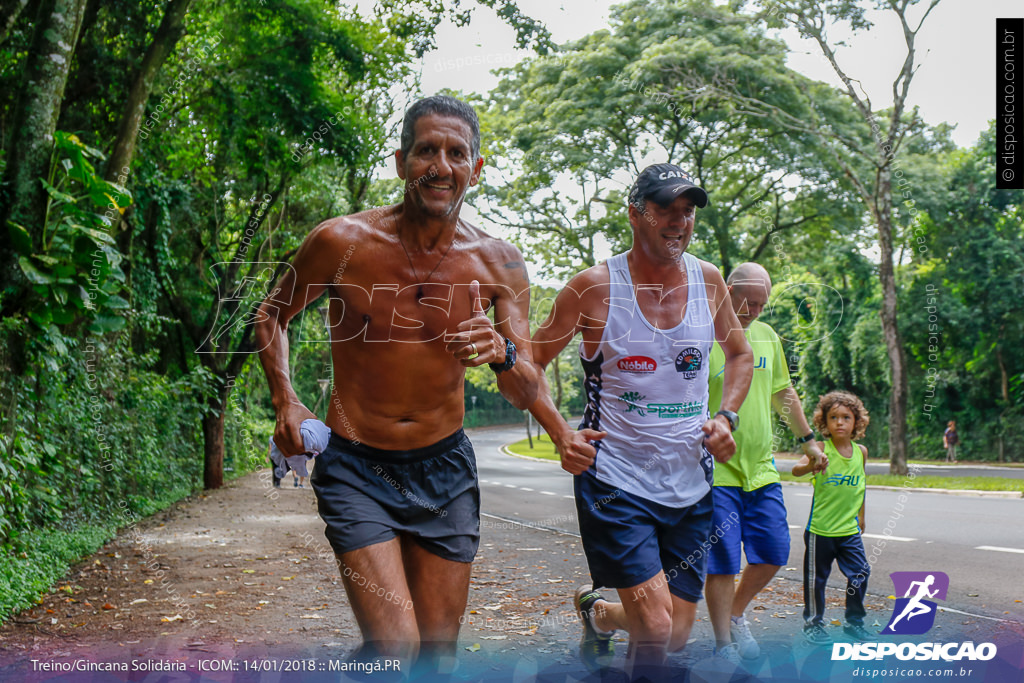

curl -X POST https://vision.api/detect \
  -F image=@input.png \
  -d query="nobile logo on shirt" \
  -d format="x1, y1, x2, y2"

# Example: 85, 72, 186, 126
617, 356, 657, 373
882, 571, 949, 635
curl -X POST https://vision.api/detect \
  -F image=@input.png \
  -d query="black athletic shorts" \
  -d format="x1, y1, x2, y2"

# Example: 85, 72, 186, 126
310, 428, 480, 563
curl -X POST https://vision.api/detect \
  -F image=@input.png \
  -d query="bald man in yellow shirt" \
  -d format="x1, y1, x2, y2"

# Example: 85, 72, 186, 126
704, 263, 826, 664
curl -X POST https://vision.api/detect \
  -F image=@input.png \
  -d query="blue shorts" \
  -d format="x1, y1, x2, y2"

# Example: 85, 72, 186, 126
707, 483, 791, 575
574, 470, 713, 602
310, 429, 480, 563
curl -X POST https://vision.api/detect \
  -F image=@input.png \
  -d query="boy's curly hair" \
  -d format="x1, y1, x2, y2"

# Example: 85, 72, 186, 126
813, 391, 870, 441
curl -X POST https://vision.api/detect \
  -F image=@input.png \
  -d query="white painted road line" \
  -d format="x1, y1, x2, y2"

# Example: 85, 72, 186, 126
563, 495, 574, 500
862, 533, 916, 542
504, 484, 517, 488
975, 545, 1024, 554
520, 487, 534, 492
540, 491, 556, 496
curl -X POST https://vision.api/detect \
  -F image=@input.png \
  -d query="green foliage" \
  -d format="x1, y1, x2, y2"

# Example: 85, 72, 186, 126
0, 525, 117, 619
902, 124, 1024, 461
9, 132, 130, 337
0, 328, 203, 546
474, 0, 855, 278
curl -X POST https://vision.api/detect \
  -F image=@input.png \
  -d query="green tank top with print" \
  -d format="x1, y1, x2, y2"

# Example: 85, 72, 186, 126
807, 439, 865, 537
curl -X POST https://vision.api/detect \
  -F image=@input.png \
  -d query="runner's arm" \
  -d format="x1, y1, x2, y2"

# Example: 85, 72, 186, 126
791, 454, 816, 477
528, 271, 606, 474
479, 244, 540, 409
772, 386, 826, 470
255, 220, 346, 456
702, 263, 753, 460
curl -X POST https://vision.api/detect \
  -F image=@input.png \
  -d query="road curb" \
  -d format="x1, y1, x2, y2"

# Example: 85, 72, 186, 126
498, 443, 560, 464
780, 480, 1023, 498
497, 437, 1023, 498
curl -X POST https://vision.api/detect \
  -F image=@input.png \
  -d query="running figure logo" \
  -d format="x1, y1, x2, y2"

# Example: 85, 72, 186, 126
881, 571, 949, 635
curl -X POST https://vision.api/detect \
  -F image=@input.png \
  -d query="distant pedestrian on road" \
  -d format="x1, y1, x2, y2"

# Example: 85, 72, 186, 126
943, 420, 959, 463
526, 163, 753, 680
792, 391, 872, 647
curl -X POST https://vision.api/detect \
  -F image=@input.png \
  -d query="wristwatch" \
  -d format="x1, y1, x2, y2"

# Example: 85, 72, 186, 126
489, 337, 517, 373
797, 432, 816, 444
715, 409, 739, 432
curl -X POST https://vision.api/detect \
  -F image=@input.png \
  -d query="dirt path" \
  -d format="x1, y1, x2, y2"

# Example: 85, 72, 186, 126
0, 463, 597, 679
2, 450, 1018, 681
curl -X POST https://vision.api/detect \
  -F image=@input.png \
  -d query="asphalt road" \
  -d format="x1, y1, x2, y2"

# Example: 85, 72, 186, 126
467, 425, 1024, 624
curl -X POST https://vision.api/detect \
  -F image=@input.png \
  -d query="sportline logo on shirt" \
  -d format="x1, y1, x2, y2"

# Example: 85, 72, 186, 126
832, 571, 997, 662
616, 392, 702, 418
617, 356, 657, 373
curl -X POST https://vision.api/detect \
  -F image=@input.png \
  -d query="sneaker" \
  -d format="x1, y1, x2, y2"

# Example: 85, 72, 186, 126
575, 584, 615, 671
714, 643, 743, 666
293, 479, 298, 488
803, 622, 833, 646
730, 614, 760, 659
844, 623, 873, 641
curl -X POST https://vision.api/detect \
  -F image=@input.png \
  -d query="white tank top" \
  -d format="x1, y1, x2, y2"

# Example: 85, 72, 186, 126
579, 251, 715, 507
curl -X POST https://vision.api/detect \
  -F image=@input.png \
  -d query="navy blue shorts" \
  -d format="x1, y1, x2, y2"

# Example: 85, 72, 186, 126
574, 470, 713, 602
706, 483, 791, 575
310, 429, 480, 563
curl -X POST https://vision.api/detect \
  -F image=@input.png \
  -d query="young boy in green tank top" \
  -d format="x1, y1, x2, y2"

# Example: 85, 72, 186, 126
792, 391, 873, 646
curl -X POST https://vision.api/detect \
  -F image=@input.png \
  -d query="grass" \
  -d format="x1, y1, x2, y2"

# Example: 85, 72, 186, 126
505, 434, 561, 461
780, 471, 1024, 493
0, 484, 196, 622
506, 440, 1024, 492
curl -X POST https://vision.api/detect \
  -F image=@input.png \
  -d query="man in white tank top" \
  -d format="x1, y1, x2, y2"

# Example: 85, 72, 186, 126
527, 164, 753, 679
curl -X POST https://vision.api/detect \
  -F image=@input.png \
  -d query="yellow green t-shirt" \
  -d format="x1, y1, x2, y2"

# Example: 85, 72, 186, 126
808, 439, 866, 537
708, 320, 791, 491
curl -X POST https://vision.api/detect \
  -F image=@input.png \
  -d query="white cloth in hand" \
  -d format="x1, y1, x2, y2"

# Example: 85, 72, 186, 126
269, 419, 331, 479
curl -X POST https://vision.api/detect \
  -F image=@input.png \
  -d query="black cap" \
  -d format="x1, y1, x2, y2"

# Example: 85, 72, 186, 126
628, 163, 709, 209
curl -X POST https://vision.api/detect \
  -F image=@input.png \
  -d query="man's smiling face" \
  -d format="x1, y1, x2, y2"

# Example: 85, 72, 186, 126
397, 113, 483, 219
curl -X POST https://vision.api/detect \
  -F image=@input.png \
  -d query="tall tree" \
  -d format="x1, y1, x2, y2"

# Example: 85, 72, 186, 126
475, 0, 854, 280
0, 0, 89, 316
103, 0, 194, 183
704, 0, 944, 474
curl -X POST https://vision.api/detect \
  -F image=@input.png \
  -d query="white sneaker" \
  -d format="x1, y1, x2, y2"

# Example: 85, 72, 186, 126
714, 642, 743, 666
730, 614, 760, 659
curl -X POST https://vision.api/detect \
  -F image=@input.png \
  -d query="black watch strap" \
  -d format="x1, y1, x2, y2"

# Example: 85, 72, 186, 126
715, 409, 739, 432
797, 432, 816, 444
489, 337, 517, 373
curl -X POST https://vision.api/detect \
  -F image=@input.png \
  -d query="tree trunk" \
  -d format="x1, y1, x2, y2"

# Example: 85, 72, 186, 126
875, 170, 909, 475
526, 413, 534, 449
0, 0, 88, 309
202, 400, 226, 489
0, 0, 31, 47
104, 0, 193, 183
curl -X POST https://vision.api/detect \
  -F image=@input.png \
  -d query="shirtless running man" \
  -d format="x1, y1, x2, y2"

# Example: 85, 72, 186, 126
254, 95, 538, 674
